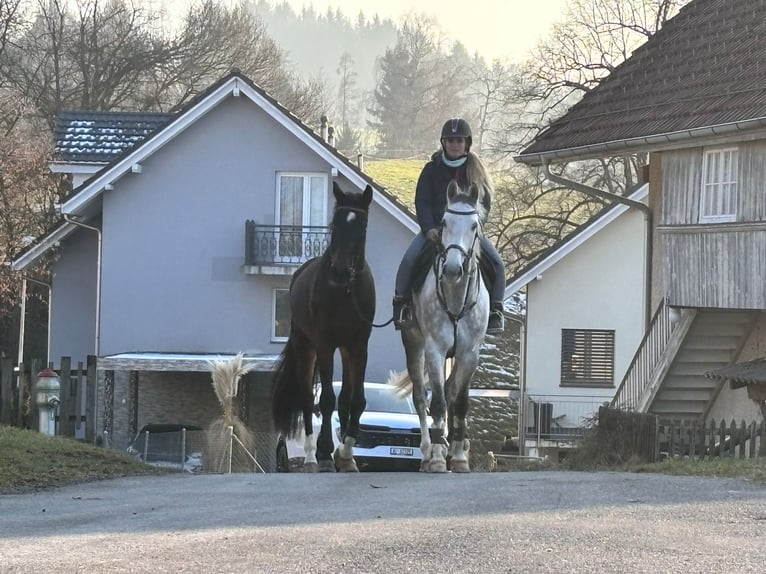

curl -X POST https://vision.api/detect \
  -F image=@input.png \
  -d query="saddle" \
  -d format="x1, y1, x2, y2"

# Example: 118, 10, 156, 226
411, 241, 494, 296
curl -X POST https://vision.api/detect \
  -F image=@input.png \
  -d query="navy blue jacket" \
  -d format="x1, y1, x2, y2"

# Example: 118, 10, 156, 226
414, 152, 492, 233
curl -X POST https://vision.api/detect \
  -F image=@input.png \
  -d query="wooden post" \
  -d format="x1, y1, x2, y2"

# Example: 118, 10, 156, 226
74, 361, 84, 432
16, 363, 26, 428
0, 358, 12, 425
128, 371, 139, 440
104, 370, 115, 443
59, 357, 72, 436
29, 358, 41, 433
760, 419, 766, 458
85, 355, 97, 443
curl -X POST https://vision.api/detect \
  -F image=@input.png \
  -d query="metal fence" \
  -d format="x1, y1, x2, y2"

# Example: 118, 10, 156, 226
524, 394, 610, 442
124, 427, 280, 473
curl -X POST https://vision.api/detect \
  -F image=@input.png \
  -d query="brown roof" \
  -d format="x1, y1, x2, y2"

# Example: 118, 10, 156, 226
706, 357, 766, 387
517, 0, 766, 165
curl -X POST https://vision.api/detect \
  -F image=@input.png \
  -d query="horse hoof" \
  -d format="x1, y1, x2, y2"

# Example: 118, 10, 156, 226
334, 448, 359, 472
427, 460, 448, 473
303, 461, 319, 473
450, 459, 470, 473
317, 460, 336, 473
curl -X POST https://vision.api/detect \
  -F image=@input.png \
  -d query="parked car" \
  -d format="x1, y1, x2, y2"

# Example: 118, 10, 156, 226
276, 382, 424, 472
126, 423, 204, 473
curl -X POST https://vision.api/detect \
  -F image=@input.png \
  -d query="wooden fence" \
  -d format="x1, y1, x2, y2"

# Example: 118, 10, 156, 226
597, 406, 766, 462
0, 356, 98, 441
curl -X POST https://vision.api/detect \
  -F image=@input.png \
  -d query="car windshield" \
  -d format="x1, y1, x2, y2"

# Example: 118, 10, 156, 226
327, 385, 416, 414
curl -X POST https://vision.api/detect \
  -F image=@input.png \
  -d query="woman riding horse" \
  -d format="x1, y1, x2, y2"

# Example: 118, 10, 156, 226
392, 118, 505, 334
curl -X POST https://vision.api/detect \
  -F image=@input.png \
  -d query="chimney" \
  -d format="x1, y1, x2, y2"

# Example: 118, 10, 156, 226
327, 126, 335, 147
320, 115, 328, 141
357, 153, 364, 171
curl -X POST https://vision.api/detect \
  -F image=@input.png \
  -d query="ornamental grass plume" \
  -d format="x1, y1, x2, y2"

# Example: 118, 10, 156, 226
205, 353, 256, 472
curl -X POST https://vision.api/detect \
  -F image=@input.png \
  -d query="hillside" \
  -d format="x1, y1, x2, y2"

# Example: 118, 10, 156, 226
363, 158, 425, 211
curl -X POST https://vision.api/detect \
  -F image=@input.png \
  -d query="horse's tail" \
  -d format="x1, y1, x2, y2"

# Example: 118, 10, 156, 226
208, 353, 253, 415
271, 337, 307, 438
386, 369, 414, 398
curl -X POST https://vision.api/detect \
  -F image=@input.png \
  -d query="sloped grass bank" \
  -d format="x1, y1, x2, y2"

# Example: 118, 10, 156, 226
0, 425, 165, 494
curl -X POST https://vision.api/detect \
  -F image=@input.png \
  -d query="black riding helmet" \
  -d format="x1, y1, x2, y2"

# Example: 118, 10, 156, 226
440, 118, 472, 153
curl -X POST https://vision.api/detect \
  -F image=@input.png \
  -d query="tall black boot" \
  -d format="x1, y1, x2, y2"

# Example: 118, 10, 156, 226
487, 302, 504, 334
392, 295, 412, 330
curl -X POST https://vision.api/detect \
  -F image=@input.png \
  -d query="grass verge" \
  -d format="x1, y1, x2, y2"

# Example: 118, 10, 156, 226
0, 425, 167, 494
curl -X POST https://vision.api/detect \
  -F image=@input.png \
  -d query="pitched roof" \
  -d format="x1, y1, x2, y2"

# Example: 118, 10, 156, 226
517, 0, 766, 165
12, 70, 418, 271
504, 183, 648, 298
54, 111, 174, 163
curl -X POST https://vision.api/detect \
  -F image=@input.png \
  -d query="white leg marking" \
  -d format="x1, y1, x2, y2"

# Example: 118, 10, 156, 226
304, 433, 317, 465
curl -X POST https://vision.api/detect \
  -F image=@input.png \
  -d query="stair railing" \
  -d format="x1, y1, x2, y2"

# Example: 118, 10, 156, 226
611, 298, 678, 411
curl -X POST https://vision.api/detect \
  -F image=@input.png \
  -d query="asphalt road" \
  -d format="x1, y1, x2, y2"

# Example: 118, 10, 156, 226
1, 471, 766, 573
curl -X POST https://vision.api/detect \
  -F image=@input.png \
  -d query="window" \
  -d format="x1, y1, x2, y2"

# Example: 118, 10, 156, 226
276, 173, 328, 259
560, 329, 615, 387
699, 147, 738, 223
272, 288, 291, 341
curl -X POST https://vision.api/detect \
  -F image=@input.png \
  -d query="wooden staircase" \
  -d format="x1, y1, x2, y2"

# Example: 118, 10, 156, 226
647, 311, 758, 420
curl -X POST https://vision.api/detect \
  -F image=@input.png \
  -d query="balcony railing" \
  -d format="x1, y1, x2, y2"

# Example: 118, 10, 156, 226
244, 222, 330, 268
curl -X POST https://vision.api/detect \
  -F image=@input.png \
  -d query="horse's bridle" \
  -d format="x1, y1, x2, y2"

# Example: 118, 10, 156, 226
329, 205, 369, 287
435, 207, 482, 325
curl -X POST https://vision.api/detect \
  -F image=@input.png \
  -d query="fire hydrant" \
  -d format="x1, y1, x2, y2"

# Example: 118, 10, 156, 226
36, 369, 60, 436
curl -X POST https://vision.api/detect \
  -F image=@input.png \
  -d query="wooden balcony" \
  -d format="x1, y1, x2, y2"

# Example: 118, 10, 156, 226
243, 221, 330, 275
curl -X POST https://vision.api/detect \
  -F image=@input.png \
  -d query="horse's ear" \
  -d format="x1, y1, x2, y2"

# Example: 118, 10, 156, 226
333, 181, 344, 203
469, 183, 480, 204
447, 180, 459, 201
361, 185, 373, 207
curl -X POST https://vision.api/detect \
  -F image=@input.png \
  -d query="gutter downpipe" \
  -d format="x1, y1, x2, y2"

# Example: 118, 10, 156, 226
542, 161, 653, 331
506, 312, 527, 455
62, 214, 102, 357
17, 275, 53, 366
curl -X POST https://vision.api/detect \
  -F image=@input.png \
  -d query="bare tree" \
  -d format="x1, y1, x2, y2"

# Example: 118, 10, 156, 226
483, 0, 690, 275
2, 0, 328, 130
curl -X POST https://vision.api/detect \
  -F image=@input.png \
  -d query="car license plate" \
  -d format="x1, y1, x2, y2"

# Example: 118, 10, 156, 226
390, 447, 413, 456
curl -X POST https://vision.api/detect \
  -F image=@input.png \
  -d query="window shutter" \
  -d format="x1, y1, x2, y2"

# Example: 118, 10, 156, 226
560, 329, 615, 387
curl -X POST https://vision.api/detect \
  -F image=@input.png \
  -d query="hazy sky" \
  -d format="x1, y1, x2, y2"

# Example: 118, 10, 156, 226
159, 0, 568, 62
283, 0, 568, 61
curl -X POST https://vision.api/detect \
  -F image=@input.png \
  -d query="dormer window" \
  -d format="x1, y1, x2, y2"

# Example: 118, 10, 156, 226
699, 147, 738, 223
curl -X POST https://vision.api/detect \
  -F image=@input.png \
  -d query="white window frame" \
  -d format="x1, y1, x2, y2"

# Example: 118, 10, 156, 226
274, 172, 329, 262
272, 288, 290, 342
699, 146, 738, 223
275, 172, 328, 228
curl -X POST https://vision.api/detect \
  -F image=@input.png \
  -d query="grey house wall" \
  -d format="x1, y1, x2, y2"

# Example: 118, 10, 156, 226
49, 221, 99, 360
49, 95, 413, 382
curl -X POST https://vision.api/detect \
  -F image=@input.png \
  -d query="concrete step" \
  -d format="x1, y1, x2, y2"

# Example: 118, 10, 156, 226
655, 389, 713, 402
675, 349, 733, 364
668, 362, 730, 377
650, 401, 706, 416
662, 375, 717, 389
683, 335, 741, 351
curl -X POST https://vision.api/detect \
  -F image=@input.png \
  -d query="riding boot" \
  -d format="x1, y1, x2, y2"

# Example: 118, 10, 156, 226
392, 295, 412, 330
487, 302, 505, 335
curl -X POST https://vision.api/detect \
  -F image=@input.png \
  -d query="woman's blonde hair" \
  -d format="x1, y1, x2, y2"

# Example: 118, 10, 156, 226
465, 151, 493, 221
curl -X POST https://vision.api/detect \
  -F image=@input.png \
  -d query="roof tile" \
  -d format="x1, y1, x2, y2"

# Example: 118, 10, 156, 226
519, 0, 766, 162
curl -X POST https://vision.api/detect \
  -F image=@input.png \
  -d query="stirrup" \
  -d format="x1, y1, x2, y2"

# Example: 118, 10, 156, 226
487, 311, 504, 335
393, 298, 412, 330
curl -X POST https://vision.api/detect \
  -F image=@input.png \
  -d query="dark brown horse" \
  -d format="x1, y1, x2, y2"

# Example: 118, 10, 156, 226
271, 182, 375, 472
